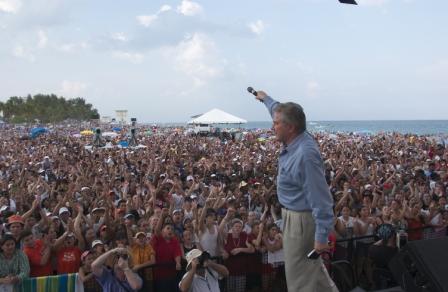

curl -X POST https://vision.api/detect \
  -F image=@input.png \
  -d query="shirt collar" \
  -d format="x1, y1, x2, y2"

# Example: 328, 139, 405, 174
281, 131, 307, 154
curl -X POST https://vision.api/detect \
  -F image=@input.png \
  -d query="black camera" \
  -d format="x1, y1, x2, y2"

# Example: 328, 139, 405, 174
198, 251, 210, 267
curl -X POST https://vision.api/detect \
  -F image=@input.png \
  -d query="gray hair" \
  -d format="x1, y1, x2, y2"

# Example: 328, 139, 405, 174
274, 102, 307, 134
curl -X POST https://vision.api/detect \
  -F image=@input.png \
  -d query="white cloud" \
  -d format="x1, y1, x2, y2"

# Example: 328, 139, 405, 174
37, 30, 48, 48
136, 15, 158, 27
12, 45, 35, 62
248, 20, 265, 36
159, 4, 172, 13
168, 33, 225, 87
177, 0, 203, 16
136, 5, 173, 28
111, 32, 128, 42
306, 81, 320, 98
112, 51, 144, 64
60, 80, 87, 97
0, 0, 21, 14
58, 42, 88, 53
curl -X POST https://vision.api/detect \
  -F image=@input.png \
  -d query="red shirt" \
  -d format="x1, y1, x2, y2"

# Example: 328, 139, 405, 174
224, 232, 250, 276
407, 218, 424, 241
151, 234, 182, 279
23, 239, 53, 277
56, 246, 82, 274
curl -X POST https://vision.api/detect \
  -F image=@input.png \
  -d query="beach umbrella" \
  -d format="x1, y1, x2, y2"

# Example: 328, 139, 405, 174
80, 130, 94, 136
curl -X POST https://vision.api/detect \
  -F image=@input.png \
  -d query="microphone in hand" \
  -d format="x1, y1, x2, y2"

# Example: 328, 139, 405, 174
247, 86, 266, 102
247, 87, 258, 96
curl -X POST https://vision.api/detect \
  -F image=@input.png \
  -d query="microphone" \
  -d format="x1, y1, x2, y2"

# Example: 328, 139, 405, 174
247, 87, 258, 96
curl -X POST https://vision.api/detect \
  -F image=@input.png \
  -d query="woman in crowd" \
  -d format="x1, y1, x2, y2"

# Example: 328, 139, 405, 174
0, 234, 30, 291
222, 218, 255, 292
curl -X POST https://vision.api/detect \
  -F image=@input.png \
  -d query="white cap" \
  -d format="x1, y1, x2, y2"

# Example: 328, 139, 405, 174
81, 187, 90, 192
59, 207, 70, 216
92, 239, 104, 248
186, 175, 194, 181
92, 207, 105, 213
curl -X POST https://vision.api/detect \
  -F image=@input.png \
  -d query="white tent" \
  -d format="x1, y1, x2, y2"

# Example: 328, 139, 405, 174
188, 108, 247, 125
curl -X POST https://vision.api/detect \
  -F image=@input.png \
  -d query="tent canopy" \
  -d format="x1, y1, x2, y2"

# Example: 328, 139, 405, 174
30, 127, 48, 139
188, 108, 247, 125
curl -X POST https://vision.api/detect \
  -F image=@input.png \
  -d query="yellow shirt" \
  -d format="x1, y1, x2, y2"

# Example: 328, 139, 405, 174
130, 243, 155, 280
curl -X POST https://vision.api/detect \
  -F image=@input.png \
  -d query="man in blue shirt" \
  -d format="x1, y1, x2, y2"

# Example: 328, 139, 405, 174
92, 247, 143, 292
255, 90, 338, 292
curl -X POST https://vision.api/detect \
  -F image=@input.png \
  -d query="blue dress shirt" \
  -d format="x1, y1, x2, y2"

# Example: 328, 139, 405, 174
264, 96, 334, 243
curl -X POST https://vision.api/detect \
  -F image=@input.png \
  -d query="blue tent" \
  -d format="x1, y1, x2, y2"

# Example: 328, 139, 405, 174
30, 127, 47, 139
112, 127, 122, 132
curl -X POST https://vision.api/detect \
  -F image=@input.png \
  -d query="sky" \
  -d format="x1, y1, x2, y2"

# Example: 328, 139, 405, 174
0, 0, 447, 123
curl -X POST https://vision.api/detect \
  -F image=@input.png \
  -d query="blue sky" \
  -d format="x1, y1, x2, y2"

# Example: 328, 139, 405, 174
0, 0, 447, 122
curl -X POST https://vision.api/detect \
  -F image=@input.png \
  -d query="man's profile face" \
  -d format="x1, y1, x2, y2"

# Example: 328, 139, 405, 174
273, 112, 288, 144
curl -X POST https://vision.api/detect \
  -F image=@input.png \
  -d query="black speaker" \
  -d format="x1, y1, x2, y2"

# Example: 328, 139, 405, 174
389, 237, 448, 292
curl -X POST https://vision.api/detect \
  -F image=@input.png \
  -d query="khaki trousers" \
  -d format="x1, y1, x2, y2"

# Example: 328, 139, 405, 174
282, 209, 339, 292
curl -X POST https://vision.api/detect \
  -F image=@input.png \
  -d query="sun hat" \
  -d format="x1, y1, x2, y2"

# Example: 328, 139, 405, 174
185, 249, 203, 269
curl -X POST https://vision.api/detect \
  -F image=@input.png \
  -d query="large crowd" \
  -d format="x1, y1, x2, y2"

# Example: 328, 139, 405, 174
0, 123, 447, 291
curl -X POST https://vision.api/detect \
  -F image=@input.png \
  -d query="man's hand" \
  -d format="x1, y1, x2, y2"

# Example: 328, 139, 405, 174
230, 248, 241, 255
314, 241, 330, 253
190, 258, 199, 271
112, 247, 128, 255
255, 90, 268, 102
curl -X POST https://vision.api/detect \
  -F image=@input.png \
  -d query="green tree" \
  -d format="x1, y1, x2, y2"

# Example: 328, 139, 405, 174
0, 94, 100, 123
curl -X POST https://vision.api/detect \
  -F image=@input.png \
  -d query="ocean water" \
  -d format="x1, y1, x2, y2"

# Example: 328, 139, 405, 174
243, 120, 448, 135
155, 120, 448, 135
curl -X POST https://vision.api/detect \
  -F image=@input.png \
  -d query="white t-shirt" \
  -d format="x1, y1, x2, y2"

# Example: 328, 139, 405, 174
267, 237, 284, 264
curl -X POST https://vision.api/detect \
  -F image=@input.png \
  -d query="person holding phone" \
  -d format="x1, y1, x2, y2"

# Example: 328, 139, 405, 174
254, 90, 338, 292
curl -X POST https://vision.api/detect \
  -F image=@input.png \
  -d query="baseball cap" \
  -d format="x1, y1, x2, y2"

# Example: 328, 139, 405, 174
6, 214, 24, 226
186, 175, 194, 181
124, 213, 135, 220
239, 181, 248, 188
92, 239, 104, 248
59, 207, 70, 216
134, 232, 146, 239
172, 209, 182, 215
92, 207, 105, 213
